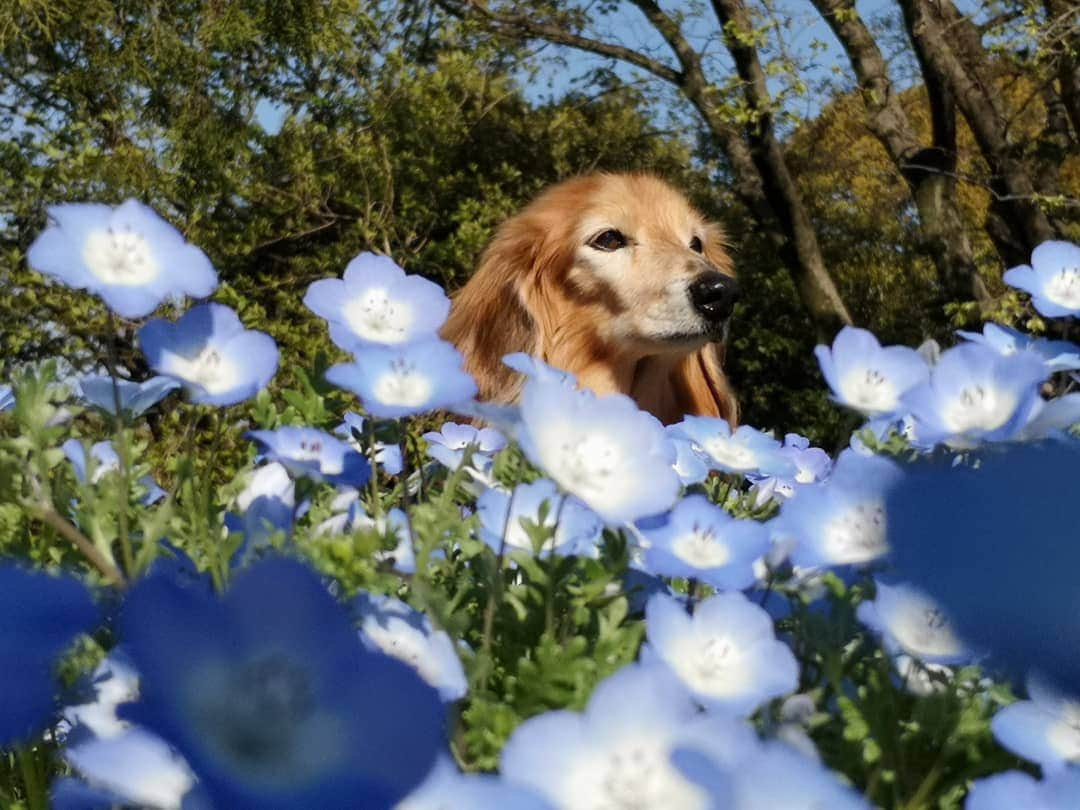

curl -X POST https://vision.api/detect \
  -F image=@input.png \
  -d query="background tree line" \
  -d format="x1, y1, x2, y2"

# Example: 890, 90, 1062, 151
1, 0, 1077, 445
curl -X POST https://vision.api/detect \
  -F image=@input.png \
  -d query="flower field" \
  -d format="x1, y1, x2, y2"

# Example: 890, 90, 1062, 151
1, 202, 1079, 808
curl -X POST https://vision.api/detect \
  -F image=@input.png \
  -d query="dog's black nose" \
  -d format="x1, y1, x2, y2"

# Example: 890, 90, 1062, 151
689, 272, 740, 322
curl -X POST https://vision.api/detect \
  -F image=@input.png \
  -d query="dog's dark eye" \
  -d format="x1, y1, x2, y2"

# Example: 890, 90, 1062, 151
588, 229, 627, 252
690, 236, 704, 253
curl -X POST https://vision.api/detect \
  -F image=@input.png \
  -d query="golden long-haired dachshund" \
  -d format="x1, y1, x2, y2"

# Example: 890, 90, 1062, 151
442, 173, 739, 425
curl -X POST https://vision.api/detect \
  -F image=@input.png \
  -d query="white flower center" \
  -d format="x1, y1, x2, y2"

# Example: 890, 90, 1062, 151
569, 738, 707, 810
794, 466, 816, 484
1047, 707, 1080, 762
841, 367, 898, 413
1045, 267, 1080, 309
168, 347, 239, 395
671, 523, 732, 568
292, 437, 343, 476
701, 437, 756, 470
672, 635, 751, 699
891, 603, 963, 660
362, 623, 440, 687
82, 226, 161, 285
343, 288, 413, 343
555, 434, 620, 499
372, 359, 433, 408
823, 501, 887, 563
942, 384, 1015, 434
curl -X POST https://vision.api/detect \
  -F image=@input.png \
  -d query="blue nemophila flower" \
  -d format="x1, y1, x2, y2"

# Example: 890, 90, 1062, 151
815, 326, 929, 418
397, 755, 555, 810
327, 339, 477, 419
517, 377, 681, 524
669, 417, 794, 478
856, 581, 968, 665
63, 438, 120, 484
139, 304, 279, 406
901, 343, 1047, 448
1017, 393, 1080, 440
749, 433, 832, 503
335, 412, 404, 475
500, 663, 756, 810
777, 450, 902, 569
966, 768, 1080, 810
990, 678, 1080, 770
503, 352, 578, 388
118, 557, 444, 809
354, 593, 467, 702
0, 384, 15, 411
76, 374, 180, 417
641, 495, 769, 590
476, 479, 603, 558
304, 253, 450, 350
26, 200, 218, 319
887, 443, 1080, 686
423, 422, 506, 472
957, 322, 1080, 373
246, 427, 371, 488
643, 592, 798, 716
671, 437, 710, 486
0, 564, 97, 747
62, 655, 196, 809
1003, 240, 1080, 318
675, 740, 869, 810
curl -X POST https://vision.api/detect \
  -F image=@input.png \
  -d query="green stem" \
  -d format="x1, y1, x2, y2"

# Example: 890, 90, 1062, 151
103, 312, 134, 575
365, 417, 383, 519
17, 747, 45, 810
31, 502, 126, 588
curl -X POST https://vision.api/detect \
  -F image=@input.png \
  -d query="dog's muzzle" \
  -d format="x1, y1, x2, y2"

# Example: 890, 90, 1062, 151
689, 272, 740, 324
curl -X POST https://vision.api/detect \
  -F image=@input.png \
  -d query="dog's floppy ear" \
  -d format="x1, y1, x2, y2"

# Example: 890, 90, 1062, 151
442, 212, 563, 404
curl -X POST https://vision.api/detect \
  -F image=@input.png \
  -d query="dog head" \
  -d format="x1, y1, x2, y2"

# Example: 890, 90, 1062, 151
443, 173, 739, 424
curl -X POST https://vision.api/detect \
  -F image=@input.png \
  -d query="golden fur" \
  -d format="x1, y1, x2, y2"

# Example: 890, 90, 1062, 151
442, 173, 738, 425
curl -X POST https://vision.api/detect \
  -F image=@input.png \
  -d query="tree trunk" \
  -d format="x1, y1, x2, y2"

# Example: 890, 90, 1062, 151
898, 0, 1056, 263
809, 0, 989, 309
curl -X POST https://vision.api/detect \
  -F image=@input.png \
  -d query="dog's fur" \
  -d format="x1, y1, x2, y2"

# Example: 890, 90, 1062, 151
442, 173, 738, 425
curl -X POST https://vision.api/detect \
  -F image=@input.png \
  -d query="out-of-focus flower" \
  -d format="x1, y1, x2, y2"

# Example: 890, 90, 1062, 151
749, 433, 832, 502
327, 340, 477, 419
139, 304, 278, 406
0, 564, 97, 747
0, 384, 12, 411
354, 593, 467, 702
246, 427, 370, 488
894, 655, 953, 697
62, 439, 165, 505
304, 253, 450, 350
503, 353, 578, 388
669, 418, 794, 479
776, 450, 902, 569
118, 557, 444, 808
476, 479, 603, 558
1015, 394, 1080, 441
888, 442, 1080, 688
643, 592, 798, 716
75, 375, 180, 417
957, 323, 1080, 373
335, 412, 403, 475
26, 200, 218, 318
423, 422, 506, 471
671, 438, 710, 486
397, 755, 554, 810
500, 663, 756, 810
640, 495, 768, 590
856, 581, 968, 664
901, 343, 1048, 449
991, 677, 1080, 770
966, 768, 1080, 810
518, 378, 680, 524
62, 655, 195, 810
675, 740, 869, 810
814, 327, 928, 418
1003, 240, 1080, 318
